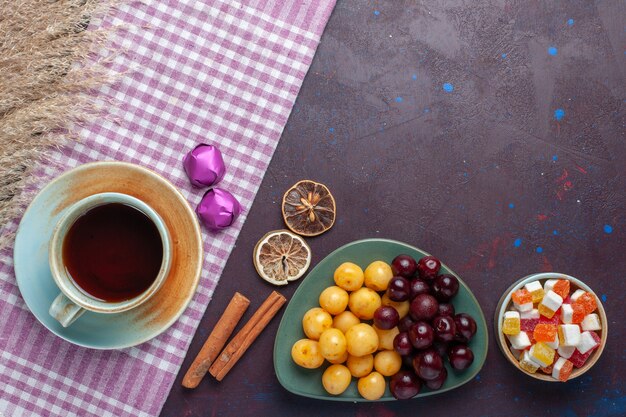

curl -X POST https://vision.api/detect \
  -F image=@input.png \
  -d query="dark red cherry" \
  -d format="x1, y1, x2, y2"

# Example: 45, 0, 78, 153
393, 332, 414, 356
391, 255, 418, 278
409, 278, 430, 300
373, 306, 400, 330
432, 315, 457, 343
416, 256, 441, 281
387, 276, 411, 301
410, 294, 439, 321
438, 303, 455, 317
449, 344, 474, 370
390, 370, 421, 399
425, 367, 447, 390
408, 321, 434, 350
432, 274, 459, 302
454, 313, 477, 343
413, 349, 443, 381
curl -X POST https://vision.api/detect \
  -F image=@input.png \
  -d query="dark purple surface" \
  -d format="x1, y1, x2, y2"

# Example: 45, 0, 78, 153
162, 1, 625, 416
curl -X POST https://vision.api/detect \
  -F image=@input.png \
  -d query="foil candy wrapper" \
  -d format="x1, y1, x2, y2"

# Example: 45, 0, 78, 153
196, 188, 241, 231
183, 144, 226, 187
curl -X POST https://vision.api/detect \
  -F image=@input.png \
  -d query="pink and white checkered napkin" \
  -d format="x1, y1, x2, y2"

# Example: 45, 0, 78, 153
0, 0, 335, 415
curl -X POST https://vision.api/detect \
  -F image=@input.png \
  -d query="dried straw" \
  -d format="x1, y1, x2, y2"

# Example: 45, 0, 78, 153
0, 0, 116, 249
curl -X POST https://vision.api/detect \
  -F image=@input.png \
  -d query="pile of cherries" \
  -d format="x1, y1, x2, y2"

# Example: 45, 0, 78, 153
373, 254, 478, 400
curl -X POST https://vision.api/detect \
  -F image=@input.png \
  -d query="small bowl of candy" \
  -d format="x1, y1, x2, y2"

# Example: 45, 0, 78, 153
495, 273, 607, 382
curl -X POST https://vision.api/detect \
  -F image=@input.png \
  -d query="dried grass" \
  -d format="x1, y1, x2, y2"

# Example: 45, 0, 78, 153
0, 0, 116, 249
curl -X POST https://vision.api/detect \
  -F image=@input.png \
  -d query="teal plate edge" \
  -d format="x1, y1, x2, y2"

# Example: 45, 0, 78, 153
273, 238, 488, 402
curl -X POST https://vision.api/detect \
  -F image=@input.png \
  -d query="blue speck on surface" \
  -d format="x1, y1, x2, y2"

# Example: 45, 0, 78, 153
373, 10, 380, 16
424, 107, 430, 113
536, 247, 543, 253
412, 74, 417, 80
554, 108, 565, 121
463, 172, 468, 177
514, 238, 522, 247
509, 202, 515, 209
552, 155, 558, 161
443, 82, 454, 92
567, 18, 574, 26
363, 208, 369, 213
601, 294, 607, 302
328, 127, 335, 133
604, 224, 613, 234
501, 53, 507, 59
548, 46, 558, 56
395, 96, 403, 103
553, 230, 559, 235
475, 374, 481, 381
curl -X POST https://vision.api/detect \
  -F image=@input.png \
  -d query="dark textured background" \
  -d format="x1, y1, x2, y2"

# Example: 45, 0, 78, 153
162, 1, 625, 416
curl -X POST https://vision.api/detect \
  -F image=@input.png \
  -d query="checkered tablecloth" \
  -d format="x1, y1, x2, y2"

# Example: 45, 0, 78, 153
0, 1, 335, 415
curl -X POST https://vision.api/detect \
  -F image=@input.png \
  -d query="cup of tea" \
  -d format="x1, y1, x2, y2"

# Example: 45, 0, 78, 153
48, 192, 172, 327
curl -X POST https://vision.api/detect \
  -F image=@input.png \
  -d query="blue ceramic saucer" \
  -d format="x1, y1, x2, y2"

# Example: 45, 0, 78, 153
13, 162, 203, 349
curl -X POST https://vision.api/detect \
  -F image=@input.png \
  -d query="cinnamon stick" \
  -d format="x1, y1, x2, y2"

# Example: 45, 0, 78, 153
209, 291, 286, 381
182, 292, 250, 388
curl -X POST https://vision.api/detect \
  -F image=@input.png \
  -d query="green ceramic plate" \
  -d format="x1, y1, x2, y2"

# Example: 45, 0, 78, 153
273, 238, 488, 401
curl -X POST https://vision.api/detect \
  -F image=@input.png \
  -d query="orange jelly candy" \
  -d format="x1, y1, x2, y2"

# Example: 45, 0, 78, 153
575, 293, 597, 314
533, 323, 557, 343
555, 358, 574, 382
571, 302, 586, 324
512, 289, 532, 305
552, 280, 570, 299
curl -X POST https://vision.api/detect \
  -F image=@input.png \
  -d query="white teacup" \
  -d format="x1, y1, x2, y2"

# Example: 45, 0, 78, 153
48, 192, 172, 327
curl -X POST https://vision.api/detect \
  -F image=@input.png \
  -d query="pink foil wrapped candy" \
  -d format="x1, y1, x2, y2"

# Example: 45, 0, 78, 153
183, 144, 226, 187
196, 188, 241, 231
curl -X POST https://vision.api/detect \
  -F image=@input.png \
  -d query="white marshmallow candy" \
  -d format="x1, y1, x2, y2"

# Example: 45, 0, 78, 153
557, 345, 576, 359
525, 280, 543, 292
546, 333, 559, 349
577, 331, 599, 354
581, 313, 602, 331
552, 357, 570, 381
559, 324, 581, 346
507, 331, 531, 350
570, 289, 586, 302
561, 304, 574, 324
521, 309, 540, 319
514, 301, 533, 312
525, 281, 544, 298
540, 290, 563, 313
544, 279, 559, 292
504, 311, 520, 321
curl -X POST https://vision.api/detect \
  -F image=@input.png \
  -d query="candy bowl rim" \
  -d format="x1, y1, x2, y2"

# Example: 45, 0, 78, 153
494, 272, 608, 382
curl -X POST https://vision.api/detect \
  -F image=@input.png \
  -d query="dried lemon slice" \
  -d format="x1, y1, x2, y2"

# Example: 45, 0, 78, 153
253, 230, 312, 286
282, 180, 336, 237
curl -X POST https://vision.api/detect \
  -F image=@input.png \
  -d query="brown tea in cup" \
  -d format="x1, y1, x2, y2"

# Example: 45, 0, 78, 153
62, 202, 163, 302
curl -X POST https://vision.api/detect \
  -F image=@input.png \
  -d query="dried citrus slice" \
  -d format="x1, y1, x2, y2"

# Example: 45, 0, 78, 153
253, 230, 312, 286
282, 180, 336, 236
